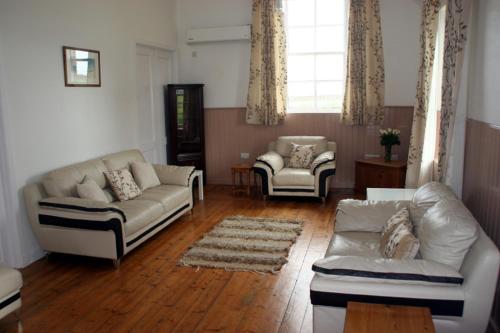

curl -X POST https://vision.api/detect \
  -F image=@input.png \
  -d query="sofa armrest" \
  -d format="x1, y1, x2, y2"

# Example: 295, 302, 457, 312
335, 199, 409, 232
255, 151, 284, 175
39, 197, 126, 222
311, 151, 335, 175
153, 164, 195, 187
312, 255, 463, 286
310, 256, 465, 316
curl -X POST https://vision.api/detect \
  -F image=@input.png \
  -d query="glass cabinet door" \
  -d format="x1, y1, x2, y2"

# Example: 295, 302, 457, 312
175, 88, 202, 155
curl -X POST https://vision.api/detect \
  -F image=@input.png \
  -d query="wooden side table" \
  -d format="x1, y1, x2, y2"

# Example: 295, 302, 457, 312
355, 158, 407, 194
344, 302, 435, 333
231, 163, 253, 196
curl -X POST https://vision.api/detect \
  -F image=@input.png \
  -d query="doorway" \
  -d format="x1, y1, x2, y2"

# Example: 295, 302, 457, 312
135, 44, 174, 164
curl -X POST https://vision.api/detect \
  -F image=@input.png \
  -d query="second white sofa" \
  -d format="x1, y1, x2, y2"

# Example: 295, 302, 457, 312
23, 149, 196, 267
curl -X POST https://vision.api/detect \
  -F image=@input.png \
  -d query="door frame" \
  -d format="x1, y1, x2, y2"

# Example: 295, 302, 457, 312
135, 42, 177, 164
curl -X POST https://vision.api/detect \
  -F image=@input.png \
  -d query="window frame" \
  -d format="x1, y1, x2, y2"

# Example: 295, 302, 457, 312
284, 0, 349, 114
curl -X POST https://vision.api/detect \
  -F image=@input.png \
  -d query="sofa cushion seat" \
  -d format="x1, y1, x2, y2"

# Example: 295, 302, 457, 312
138, 185, 191, 213
272, 168, 314, 187
115, 199, 164, 236
325, 232, 382, 258
0, 266, 22, 299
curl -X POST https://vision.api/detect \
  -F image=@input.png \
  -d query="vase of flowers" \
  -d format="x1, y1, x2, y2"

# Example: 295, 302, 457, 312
379, 128, 401, 162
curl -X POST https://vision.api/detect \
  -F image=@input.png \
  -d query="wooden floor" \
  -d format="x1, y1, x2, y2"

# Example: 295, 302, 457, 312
0, 186, 361, 333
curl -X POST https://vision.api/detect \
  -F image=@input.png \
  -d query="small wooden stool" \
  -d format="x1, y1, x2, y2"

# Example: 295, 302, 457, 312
231, 163, 253, 196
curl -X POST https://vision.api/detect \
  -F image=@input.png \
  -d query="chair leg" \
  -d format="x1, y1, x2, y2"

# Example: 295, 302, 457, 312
113, 259, 121, 269
16, 309, 23, 333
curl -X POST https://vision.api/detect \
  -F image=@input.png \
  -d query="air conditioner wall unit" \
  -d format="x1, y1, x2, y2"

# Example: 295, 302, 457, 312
186, 25, 251, 44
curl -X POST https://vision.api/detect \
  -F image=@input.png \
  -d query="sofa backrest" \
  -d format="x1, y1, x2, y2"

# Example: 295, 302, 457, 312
41, 149, 145, 198
271, 136, 331, 157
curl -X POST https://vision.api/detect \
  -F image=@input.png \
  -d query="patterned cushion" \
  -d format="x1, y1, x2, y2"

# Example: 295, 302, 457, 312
104, 169, 142, 201
379, 207, 412, 251
288, 143, 315, 168
383, 223, 420, 259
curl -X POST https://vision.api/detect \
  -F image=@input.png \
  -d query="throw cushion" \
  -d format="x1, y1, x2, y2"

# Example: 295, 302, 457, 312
409, 182, 457, 229
131, 161, 161, 190
418, 198, 478, 270
76, 177, 111, 203
288, 143, 315, 168
380, 207, 412, 252
104, 169, 142, 201
383, 223, 420, 259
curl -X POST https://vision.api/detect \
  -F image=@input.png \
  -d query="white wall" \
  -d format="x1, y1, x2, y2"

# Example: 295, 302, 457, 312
0, 0, 177, 267
176, 0, 421, 108
468, 0, 500, 126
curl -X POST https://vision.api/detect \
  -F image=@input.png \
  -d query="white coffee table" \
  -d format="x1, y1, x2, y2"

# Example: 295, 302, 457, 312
367, 188, 416, 201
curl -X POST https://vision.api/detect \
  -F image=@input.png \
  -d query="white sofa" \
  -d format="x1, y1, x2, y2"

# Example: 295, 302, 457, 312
23, 149, 195, 267
311, 182, 500, 333
253, 136, 336, 201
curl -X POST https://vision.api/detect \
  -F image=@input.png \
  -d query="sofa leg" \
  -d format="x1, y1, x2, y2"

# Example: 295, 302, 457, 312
113, 259, 121, 269
16, 309, 23, 333
321, 197, 326, 204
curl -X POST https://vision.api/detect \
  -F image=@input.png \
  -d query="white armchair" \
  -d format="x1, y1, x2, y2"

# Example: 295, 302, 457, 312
253, 136, 336, 201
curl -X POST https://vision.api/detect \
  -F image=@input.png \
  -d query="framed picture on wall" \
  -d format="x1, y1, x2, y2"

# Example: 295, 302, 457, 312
63, 46, 101, 87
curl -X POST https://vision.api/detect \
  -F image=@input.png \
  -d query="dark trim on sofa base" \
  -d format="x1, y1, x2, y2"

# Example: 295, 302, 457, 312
255, 160, 275, 175
126, 203, 190, 247
253, 167, 270, 195
0, 292, 20, 311
310, 290, 464, 317
39, 215, 124, 258
274, 188, 315, 193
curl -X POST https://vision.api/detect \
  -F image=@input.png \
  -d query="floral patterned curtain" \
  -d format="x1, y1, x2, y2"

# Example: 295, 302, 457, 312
406, 0, 441, 188
341, 0, 385, 126
437, 0, 472, 182
246, 0, 287, 126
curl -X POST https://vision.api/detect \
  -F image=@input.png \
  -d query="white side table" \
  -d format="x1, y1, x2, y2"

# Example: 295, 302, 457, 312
367, 188, 417, 201
193, 170, 204, 200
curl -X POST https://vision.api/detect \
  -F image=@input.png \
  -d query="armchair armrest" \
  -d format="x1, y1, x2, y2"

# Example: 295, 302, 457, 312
39, 197, 126, 222
335, 199, 408, 232
153, 164, 195, 187
311, 151, 335, 175
255, 151, 284, 175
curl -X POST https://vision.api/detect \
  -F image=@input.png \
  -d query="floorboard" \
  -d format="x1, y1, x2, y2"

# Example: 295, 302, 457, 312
0, 185, 360, 333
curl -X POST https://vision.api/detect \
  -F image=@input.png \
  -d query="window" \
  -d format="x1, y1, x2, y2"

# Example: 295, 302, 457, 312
284, 0, 348, 113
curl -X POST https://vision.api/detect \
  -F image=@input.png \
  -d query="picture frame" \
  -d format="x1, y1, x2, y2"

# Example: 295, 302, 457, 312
63, 46, 101, 87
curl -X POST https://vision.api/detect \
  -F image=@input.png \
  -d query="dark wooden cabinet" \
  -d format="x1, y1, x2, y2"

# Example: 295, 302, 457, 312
165, 84, 205, 176
355, 158, 407, 194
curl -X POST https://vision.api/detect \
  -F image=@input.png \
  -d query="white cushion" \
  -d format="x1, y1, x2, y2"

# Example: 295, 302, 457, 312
312, 256, 464, 287
335, 199, 409, 232
131, 161, 161, 191
276, 136, 327, 157
76, 177, 110, 203
418, 199, 479, 270
272, 168, 314, 186
410, 182, 457, 228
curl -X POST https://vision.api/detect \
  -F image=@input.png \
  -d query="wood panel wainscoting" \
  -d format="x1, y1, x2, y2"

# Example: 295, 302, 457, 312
204, 106, 413, 189
462, 117, 500, 332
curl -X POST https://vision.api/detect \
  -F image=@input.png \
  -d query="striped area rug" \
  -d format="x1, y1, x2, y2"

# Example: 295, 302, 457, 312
179, 216, 304, 273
